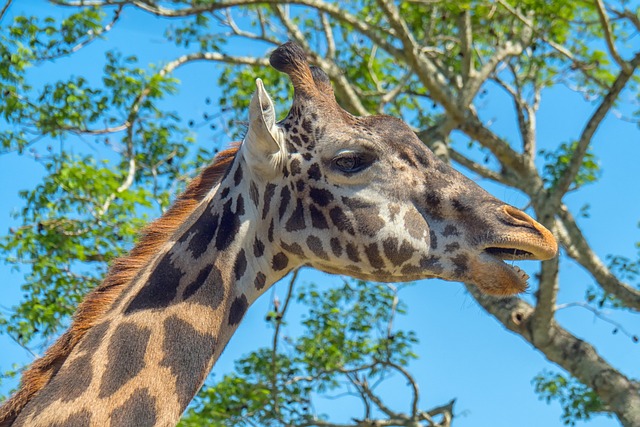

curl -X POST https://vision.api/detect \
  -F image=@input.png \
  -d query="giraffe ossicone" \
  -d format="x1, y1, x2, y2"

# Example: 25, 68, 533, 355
0, 42, 557, 427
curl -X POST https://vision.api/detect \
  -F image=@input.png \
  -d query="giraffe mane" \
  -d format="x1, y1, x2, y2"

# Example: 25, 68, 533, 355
0, 144, 240, 427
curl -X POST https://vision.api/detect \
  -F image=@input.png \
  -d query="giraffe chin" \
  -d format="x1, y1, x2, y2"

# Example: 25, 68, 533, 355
468, 252, 530, 296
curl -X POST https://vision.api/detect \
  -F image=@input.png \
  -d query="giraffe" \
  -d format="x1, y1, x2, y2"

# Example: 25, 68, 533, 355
0, 42, 557, 427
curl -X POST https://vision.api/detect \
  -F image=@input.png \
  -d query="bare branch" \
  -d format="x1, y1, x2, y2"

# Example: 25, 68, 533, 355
461, 37, 530, 107
375, 0, 462, 119
272, 4, 310, 51
385, 360, 419, 419
551, 51, 640, 202
496, 0, 609, 90
270, 268, 300, 422
457, 10, 473, 84
466, 285, 640, 426
51, 0, 405, 59
493, 71, 537, 173
458, 111, 530, 176
0, 0, 13, 22
6, 332, 38, 359
38, 6, 123, 62
556, 302, 638, 341
594, 0, 631, 73
532, 254, 560, 344
223, 9, 277, 44
556, 206, 640, 312
611, 8, 640, 32
357, 378, 404, 421
419, 399, 455, 427
449, 148, 515, 187
378, 70, 413, 112
320, 12, 335, 59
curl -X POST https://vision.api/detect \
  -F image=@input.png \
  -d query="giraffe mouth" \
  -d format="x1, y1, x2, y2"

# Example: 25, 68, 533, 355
483, 247, 535, 260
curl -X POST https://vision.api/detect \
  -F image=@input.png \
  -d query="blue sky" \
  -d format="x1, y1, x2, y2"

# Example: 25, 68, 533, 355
1, 2, 639, 426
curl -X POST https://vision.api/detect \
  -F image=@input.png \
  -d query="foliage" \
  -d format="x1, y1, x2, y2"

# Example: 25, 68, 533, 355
180, 279, 418, 427
540, 141, 601, 190
533, 371, 606, 426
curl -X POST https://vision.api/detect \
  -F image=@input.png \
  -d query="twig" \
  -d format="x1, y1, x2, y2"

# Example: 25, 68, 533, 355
551, 51, 640, 203
556, 302, 637, 341
320, 12, 335, 59
0, 0, 13, 22
270, 268, 300, 422
555, 206, 640, 311
594, 0, 631, 73
38, 5, 123, 62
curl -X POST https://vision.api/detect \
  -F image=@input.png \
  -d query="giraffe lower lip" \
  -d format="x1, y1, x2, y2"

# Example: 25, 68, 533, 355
469, 252, 530, 296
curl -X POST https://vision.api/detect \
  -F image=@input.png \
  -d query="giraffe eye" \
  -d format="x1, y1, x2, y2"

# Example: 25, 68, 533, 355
331, 151, 375, 173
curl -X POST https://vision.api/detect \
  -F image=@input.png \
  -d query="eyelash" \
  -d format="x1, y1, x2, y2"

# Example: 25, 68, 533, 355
331, 151, 376, 173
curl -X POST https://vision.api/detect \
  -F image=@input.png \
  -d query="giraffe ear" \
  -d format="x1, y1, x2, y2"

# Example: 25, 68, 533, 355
244, 78, 285, 175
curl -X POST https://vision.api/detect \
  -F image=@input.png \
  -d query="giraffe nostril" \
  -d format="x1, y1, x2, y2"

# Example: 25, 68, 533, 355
488, 204, 558, 261
501, 205, 539, 230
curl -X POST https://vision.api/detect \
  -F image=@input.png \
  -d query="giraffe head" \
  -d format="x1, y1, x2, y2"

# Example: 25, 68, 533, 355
241, 42, 557, 296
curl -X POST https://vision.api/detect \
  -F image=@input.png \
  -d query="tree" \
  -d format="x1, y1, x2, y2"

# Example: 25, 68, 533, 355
0, 0, 639, 426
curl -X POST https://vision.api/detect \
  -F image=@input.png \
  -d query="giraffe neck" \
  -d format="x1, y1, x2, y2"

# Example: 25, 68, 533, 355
13, 151, 292, 427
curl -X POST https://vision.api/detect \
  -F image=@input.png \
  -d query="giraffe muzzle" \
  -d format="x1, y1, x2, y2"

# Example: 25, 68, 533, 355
481, 205, 557, 261
469, 205, 558, 296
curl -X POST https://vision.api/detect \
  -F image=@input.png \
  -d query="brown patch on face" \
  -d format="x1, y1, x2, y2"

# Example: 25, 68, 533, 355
382, 237, 415, 267
306, 236, 329, 260
451, 254, 469, 277
364, 243, 385, 269
443, 224, 460, 237
444, 242, 460, 253
279, 186, 291, 220
330, 238, 343, 257
249, 181, 259, 208
309, 204, 329, 230
345, 242, 361, 263
272, 252, 289, 271
254, 272, 266, 290
228, 295, 249, 326
357, 209, 385, 237
429, 229, 438, 250
285, 199, 306, 232
403, 209, 427, 240
420, 255, 444, 275
281, 241, 305, 257
329, 206, 355, 235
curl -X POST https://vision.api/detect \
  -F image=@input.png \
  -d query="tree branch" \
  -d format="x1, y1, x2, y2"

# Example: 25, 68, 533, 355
270, 268, 300, 422
556, 302, 638, 341
0, 0, 13, 22
457, 111, 530, 176
496, 0, 609, 90
51, 0, 404, 59
457, 10, 473, 84
594, 0, 631, 73
448, 148, 514, 186
556, 206, 640, 311
461, 36, 530, 107
357, 377, 404, 421
320, 12, 335, 60
551, 51, 640, 202
375, 0, 462, 120
466, 285, 640, 426
531, 254, 560, 345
